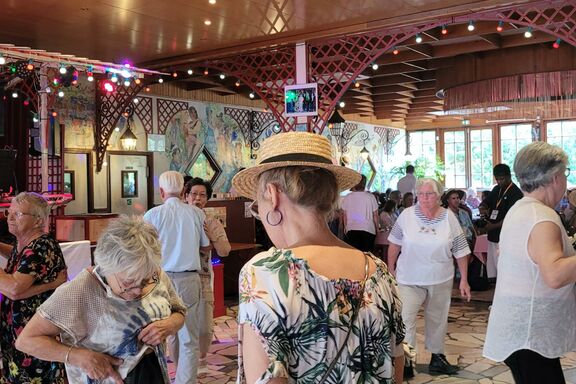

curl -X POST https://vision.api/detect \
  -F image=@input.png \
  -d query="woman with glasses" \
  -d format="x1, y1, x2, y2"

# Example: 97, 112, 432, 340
484, 142, 576, 384
387, 178, 471, 376
183, 177, 231, 364
233, 132, 405, 384
16, 216, 186, 384
0, 192, 67, 383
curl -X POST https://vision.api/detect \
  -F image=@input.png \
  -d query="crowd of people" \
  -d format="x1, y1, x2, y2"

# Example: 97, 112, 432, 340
0, 133, 575, 384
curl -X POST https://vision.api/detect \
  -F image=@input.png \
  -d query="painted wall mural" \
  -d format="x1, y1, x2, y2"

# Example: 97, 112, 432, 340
55, 80, 95, 149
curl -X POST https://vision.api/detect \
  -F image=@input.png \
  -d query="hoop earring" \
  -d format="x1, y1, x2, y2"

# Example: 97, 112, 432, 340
266, 209, 283, 226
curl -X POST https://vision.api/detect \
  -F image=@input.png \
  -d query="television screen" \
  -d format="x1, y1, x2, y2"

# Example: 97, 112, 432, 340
284, 83, 318, 117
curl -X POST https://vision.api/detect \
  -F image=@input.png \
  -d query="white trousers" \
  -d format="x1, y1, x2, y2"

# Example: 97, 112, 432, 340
398, 279, 453, 355
167, 272, 202, 384
487, 241, 499, 279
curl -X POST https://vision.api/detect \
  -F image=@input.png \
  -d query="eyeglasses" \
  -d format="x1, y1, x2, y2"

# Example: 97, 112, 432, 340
114, 272, 159, 295
248, 200, 260, 221
565, 168, 571, 177
416, 192, 437, 198
4, 210, 39, 219
187, 191, 208, 199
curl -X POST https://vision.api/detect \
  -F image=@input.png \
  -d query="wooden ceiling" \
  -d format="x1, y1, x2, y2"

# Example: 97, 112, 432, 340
1, 0, 572, 129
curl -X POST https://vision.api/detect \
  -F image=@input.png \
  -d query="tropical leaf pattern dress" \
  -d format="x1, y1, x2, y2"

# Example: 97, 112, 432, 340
238, 248, 405, 383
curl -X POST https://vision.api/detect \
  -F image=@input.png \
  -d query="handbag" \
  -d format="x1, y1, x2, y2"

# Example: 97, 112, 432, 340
318, 253, 370, 383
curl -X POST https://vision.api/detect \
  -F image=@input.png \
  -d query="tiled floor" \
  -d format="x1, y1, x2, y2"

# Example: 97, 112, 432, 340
172, 289, 576, 383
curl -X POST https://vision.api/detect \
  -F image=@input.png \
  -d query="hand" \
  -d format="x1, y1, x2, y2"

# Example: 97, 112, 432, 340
70, 348, 123, 384
138, 319, 177, 346
389, 268, 396, 278
55, 269, 68, 286
459, 280, 471, 302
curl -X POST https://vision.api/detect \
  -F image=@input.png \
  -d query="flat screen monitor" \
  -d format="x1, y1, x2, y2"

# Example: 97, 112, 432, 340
284, 83, 318, 117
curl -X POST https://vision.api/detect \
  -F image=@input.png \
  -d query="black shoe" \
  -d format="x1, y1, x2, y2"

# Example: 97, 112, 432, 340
429, 353, 459, 375
403, 364, 415, 379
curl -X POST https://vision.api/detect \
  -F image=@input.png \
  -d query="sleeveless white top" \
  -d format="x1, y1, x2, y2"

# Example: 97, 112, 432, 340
483, 197, 576, 361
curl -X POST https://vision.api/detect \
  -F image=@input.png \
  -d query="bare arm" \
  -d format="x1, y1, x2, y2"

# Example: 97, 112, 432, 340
373, 210, 379, 233
242, 324, 286, 384
455, 255, 471, 301
387, 243, 401, 276
528, 221, 576, 289
0, 242, 12, 259
15, 313, 123, 384
0, 270, 36, 300
11, 269, 68, 300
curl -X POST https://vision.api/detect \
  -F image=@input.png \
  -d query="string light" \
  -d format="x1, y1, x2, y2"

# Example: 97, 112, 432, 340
52, 111, 58, 117
553, 38, 561, 49
392, 47, 399, 55
124, 80, 131, 87
415, 34, 423, 43
87, 72, 94, 82
158, 77, 164, 83
58, 91, 65, 98
354, 81, 360, 88
496, 21, 504, 32
339, 101, 345, 108
235, 80, 241, 87
59, 65, 67, 74
134, 78, 141, 85
203, 68, 209, 75
110, 74, 118, 83
11, 91, 18, 98
187, 68, 193, 75
249, 92, 255, 99
467, 21, 475, 31
172, 72, 178, 78
0, 55, 5, 65
524, 27, 533, 38
204, 19, 212, 25
371, 63, 379, 70
441, 25, 448, 35
26, 61, 34, 71
219, 73, 225, 80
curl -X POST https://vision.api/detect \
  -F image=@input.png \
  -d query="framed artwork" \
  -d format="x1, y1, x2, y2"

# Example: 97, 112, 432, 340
185, 146, 222, 187
121, 170, 138, 198
284, 83, 318, 117
63, 170, 75, 200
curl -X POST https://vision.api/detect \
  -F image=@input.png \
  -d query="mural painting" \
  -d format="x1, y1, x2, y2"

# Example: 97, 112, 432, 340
55, 80, 95, 149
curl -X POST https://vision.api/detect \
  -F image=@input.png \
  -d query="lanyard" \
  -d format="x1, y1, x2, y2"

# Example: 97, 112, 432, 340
495, 183, 513, 209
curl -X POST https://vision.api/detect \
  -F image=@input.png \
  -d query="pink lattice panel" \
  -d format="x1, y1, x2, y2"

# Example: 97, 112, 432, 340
204, 47, 297, 131
133, 96, 153, 134
156, 98, 189, 135
374, 126, 401, 156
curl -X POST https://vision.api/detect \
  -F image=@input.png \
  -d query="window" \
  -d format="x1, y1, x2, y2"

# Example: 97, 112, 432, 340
470, 129, 493, 188
444, 130, 466, 188
500, 124, 532, 179
409, 130, 436, 164
547, 120, 576, 187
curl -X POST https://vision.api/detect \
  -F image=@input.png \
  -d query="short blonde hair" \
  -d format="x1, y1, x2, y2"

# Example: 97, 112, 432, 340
416, 178, 442, 195
94, 215, 161, 282
12, 192, 50, 219
258, 166, 338, 219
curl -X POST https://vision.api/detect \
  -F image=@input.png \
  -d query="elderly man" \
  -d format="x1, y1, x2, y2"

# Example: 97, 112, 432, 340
144, 171, 210, 384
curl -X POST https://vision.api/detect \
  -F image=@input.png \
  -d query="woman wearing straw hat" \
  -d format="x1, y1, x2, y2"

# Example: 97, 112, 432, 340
232, 132, 405, 384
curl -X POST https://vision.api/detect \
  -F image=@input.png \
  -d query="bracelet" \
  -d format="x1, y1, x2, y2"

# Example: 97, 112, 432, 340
64, 345, 74, 365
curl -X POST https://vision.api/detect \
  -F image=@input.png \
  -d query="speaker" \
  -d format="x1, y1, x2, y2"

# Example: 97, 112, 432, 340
0, 149, 17, 194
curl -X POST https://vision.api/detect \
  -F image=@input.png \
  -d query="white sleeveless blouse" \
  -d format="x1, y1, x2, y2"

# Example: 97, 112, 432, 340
483, 197, 576, 361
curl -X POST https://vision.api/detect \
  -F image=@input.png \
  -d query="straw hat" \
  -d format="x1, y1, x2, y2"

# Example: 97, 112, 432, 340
232, 132, 361, 199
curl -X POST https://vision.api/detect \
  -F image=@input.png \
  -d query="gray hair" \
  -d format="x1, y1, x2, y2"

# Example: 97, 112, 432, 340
12, 192, 50, 219
159, 171, 184, 195
94, 215, 161, 282
416, 178, 442, 195
514, 141, 568, 193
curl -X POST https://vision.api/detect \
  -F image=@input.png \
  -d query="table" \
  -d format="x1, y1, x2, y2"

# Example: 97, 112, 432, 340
221, 243, 261, 297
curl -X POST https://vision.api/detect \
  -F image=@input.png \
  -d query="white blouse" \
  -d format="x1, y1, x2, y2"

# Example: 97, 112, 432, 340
484, 197, 576, 361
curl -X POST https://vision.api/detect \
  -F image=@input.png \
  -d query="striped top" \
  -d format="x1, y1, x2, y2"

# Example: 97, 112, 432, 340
389, 205, 470, 285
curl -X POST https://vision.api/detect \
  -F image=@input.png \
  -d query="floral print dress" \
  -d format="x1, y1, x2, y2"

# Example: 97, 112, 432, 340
0, 234, 66, 384
238, 248, 405, 384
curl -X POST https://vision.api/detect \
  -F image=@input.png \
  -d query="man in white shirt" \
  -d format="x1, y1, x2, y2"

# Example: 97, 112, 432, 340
397, 165, 416, 197
341, 175, 379, 251
144, 171, 210, 384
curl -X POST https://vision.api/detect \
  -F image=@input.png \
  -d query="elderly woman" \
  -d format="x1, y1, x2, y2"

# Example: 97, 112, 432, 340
388, 179, 471, 376
183, 177, 231, 361
0, 192, 67, 383
483, 142, 576, 384
15, 216, 186, 384
442, 189, 476, 248
232, 132, 405, 383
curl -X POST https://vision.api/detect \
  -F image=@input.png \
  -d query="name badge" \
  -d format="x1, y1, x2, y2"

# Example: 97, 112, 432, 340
490, 210, 499, 220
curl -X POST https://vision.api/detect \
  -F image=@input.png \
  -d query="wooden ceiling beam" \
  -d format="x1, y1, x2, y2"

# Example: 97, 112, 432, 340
406, 43, 434, 58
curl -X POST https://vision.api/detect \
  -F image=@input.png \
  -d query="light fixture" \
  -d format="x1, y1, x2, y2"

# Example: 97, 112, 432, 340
87, 72, 94, 82
26, 61, 34, 71
124, 80, 131, 87
58, 91, 65, 98
110, 73, 118, 83
327, 109, 345, 134
219, 73, 225, 80
133, 98, 139, 103
496, 21, 504, 32
415, 34, 423, 43
172, 72, 178, 78
467, 20, 475, 31
114, 127, 120, 132
11, 91, 18, 98
371, 62, 379, 70
102, 80, 115, 93
32, 115, 39, 123
524, 27, 533, 38
187, 68, 193, 75
360, 146, 370, 160
339, 101, 345, 108
203, 68, 209, 75
158, 77, 164, 83
441, 25, 448, 35
354, 81, 360, 88
120, 118, 138, 151
209, 0, 216, 3
0, 55, 5, 65
51, 111, 58, 117
204, 19, 212, 26
392, 47, 399, 55
249, 92, 255, 99
59, 65, 67, 74
134, 78, 141, 85
553, 38, 561, 49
